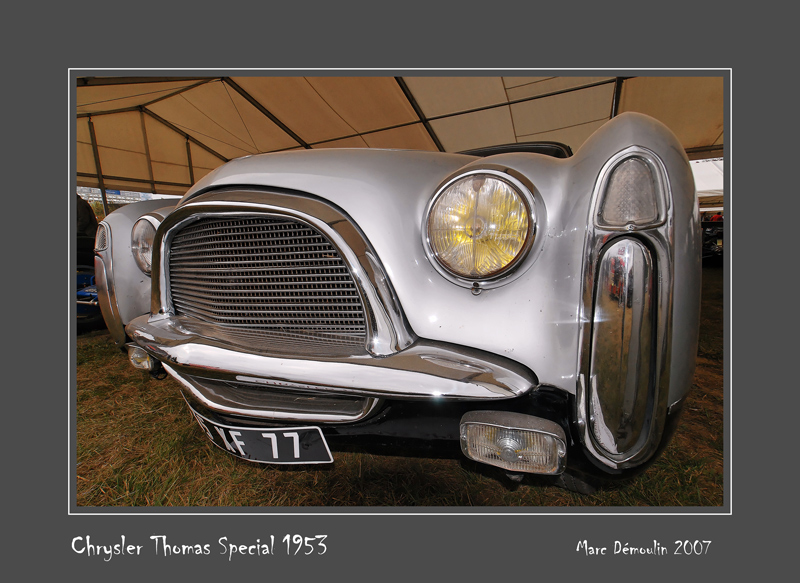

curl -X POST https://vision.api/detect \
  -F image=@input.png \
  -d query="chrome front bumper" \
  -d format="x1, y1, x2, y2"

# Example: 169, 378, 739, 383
126, 313, 538, 419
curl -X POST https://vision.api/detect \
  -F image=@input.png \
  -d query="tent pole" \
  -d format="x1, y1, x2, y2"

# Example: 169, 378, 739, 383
88, 116, 109, 217
186, 138, 195, 185
139, 108, 156, 194
395, 77, 445, 152
611, 77, 624, 118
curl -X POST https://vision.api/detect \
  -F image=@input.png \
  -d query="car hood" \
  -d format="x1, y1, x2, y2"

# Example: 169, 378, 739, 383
181, 148, 477, 212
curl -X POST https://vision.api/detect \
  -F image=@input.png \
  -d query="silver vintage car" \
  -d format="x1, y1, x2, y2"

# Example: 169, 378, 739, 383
94, 112, 701, 490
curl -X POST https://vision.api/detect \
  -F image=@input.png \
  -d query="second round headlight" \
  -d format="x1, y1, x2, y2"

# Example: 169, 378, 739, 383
426, 172, 533, 281
131, 217, 157, 275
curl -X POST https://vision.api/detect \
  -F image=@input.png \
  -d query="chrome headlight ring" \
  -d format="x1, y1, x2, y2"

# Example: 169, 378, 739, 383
131, 214, 162, 276
423, 168, 537, 291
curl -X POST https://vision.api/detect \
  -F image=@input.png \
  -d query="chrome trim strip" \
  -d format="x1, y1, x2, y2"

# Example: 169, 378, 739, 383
126, 313, 536, 401
150, 188, 416, 356
576, 146, 674, 469
93, 222, 126, 346
166, 364, 383, 423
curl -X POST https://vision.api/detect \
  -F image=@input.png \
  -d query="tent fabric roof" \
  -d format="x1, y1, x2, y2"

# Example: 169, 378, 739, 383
76, 75, 724, 197
691, 157, 725, 212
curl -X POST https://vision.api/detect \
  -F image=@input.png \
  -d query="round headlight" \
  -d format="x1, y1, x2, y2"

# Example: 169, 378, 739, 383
426, 172, 534, 282
131, 218, 157, 275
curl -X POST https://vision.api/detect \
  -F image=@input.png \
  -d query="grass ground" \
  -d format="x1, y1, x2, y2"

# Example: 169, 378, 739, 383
75, 265, 724, 508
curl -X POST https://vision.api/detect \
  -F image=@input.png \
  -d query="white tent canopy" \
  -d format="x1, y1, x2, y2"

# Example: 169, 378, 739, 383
692, 157, 724, 193
76, 75, 725, 204
691, 157, 724, 213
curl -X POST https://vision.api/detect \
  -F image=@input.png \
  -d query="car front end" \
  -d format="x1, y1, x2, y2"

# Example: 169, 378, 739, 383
95, 112, 701, 485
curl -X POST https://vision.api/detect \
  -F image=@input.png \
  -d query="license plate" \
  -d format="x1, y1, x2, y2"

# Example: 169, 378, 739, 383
188, 405, 333, 464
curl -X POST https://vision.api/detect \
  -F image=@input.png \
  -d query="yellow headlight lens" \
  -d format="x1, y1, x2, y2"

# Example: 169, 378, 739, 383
428, 174, 531, 279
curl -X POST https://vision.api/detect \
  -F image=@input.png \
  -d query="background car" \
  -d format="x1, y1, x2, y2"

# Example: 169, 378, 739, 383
77, 235, 102, 329
702, 219, 724, 262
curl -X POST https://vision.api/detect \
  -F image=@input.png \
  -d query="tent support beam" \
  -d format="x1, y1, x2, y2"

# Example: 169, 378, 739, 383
77, 172, 192, 189
186, 139, 195, 185
139, 108, 156, 193
612, 77, 625, 117
395, 77, 444, 152
78, 77, 214, 86
427, 78, 620, 123
223, 77, 311, 149
143, 109, 229, 163
143, 79, 216, 109
87, 116, 109, 216
686, 145, 724, 161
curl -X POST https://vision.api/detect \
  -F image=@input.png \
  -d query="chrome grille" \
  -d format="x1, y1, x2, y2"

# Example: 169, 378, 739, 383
168, 215, 367, 350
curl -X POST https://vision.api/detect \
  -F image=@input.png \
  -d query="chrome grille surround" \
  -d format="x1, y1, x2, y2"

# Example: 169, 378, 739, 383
167, 214, 367, 354
151, 188, 417, 358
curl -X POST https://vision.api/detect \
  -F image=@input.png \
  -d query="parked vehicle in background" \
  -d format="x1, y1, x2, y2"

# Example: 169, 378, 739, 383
77, 230, 102, 329
93, 112, 701, 491
701, 219, 724, 262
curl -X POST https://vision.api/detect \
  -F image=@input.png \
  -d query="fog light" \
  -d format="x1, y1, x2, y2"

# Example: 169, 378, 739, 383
127, 345, 154, 370
460, 411, 567, 475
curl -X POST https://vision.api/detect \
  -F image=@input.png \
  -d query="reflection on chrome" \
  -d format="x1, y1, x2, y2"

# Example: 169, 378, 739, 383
576, 146, 674, 469
589, 238, 654, 455
126, 314, 536, 401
